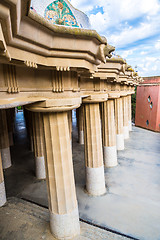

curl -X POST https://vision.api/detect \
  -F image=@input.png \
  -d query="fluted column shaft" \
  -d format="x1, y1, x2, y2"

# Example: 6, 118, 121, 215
123, 96, 129, 139
42, 111, 80, 239
0, 152, 7, 206
83, 103, 106, 196
32, 112, 46, 180
128, 95, 132, 131
6, 108, 15, 146
0, 110, 12, 169
77, 106, 84, 145
102, 100, 117, 167
115, 98, 124, 150
67, 110, 72, 142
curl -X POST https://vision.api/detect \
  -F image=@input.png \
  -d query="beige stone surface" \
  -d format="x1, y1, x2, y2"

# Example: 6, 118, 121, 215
0, 110, 12, 169
122, 96, 129, 139
0, 153, 4, 183
115, 98, 125, 150
0, 181, 6, 207
128, 95, 132, 131
123, 96, 129, 127
6, 108, 15, 146
68, 110, 72, 141
0, 110, 10, 149
115, 98, 124, 136
0, 153, 6, 207
83, 103, 106, 196
77, 106, 84, 145
83, 103, 103, 168
101, 100, 117, 167
42, 111, 77, 214
102, 100, 116, 147
32, 112, 44, 158
42, 111, 80, 238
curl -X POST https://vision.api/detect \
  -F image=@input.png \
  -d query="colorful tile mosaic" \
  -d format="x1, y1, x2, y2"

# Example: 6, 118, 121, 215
44, 0, 79, 27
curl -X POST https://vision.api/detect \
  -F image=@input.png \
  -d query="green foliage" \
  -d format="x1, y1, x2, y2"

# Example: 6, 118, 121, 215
131, 86, 137, 122
17, 106, 22, 110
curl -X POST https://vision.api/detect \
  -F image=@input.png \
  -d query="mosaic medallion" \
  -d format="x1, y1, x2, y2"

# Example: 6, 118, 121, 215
44, 0, 79, 27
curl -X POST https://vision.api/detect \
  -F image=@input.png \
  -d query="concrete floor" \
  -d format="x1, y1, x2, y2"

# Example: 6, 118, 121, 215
1, 111, 160, 240
0, 197, 128, 240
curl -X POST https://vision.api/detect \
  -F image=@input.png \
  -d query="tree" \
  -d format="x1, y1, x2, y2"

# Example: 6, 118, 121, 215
131, 86, 137, 122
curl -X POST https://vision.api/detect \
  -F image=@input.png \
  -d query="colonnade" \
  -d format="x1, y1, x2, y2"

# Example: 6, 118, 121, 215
0, 88, 134, 239
0, 55, 140, 240
0, 1, 143, 238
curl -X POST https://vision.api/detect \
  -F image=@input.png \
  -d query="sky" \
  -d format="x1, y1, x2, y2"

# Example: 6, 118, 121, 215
70, 0, 160, 77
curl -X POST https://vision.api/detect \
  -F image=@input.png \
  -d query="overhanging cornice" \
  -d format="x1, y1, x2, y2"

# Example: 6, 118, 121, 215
0, 0, 114, 71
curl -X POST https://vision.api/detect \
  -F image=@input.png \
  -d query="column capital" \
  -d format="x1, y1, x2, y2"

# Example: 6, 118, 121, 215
119, 91, 128, 97
82, 94, 108, 103
26, 97, 81, 112
108, 91, 120, 99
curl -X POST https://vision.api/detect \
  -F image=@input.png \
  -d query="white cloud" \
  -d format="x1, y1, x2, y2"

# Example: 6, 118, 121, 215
120, 50, 134, 58
140, 51, 147, 55
108, 22, 155, 48
89, 12, 109, 33
70, 0, 160, 77
155, 40, 160, 50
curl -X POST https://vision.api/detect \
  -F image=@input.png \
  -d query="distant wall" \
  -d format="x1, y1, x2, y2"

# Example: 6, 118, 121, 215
135, 76, 160, 132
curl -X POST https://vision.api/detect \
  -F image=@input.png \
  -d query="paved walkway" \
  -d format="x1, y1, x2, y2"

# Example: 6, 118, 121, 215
0, 197, 128, 240
1, 111, 160, 240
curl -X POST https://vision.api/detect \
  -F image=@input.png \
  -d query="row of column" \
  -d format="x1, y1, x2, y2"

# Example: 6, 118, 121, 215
0, 94, 132, 239
77, 95, 132, 151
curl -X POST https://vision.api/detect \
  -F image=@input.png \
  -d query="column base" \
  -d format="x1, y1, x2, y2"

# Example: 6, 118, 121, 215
86, 166, 106, 196
79, 130, 84, 145
1, 147, 12, 169
123, 126, 129, 139
0, 181, 7, 207
128, 121, 132, 131
104, 146, 118, 167
116, 134, 124, 150
50, 207, 80, 240
35, 156, 46, 180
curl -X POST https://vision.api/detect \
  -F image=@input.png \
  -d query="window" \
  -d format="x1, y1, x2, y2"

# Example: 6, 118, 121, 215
148, 96, 151, 103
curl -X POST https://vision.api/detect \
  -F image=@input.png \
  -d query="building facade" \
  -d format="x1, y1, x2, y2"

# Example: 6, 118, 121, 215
135, 76, 160, 132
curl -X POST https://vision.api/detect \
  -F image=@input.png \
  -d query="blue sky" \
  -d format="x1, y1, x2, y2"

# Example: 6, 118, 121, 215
70, 0, 160, 77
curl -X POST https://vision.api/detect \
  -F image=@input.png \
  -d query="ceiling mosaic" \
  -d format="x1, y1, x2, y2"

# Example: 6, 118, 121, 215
44, 0, 79, 27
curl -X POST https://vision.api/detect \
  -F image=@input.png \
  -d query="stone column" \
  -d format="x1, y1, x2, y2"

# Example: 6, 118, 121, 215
128, 95, 132, 131
67, 110, 72, 142
77, 105, 84, 145
0, 109, 12, 169
123, 96, 129, 139
83, 99, 106, 196
115, 98, 124, 150
32, 112, 46, 180
6, 108, 15, 146
0, 152, 7, 206
102, 100, 117, 167
26, 97, 81, 239
42, 111, 80, 239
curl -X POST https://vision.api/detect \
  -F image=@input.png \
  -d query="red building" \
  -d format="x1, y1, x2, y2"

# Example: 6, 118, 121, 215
135, 76, 160, 132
